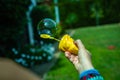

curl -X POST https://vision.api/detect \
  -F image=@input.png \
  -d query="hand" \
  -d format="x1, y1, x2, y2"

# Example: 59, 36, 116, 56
65, 39, 94, 74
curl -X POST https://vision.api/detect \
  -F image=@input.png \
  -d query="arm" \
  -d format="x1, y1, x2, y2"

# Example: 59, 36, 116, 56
65, 40, 104, 80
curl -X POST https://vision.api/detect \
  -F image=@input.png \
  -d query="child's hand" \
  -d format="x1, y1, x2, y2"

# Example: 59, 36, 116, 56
65, 39, 94, 73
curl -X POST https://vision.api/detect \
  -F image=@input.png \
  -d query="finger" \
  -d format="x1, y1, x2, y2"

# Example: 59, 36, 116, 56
65, 51, 71, 59
75, 39, 85, 49
65, 52, 74, 63
69, 55, 75, 62
72, 56, 79, 64
70, 55, 80, 70
65, 52, 76, 63
75, 40, 88, 59
86, 50, 92, 57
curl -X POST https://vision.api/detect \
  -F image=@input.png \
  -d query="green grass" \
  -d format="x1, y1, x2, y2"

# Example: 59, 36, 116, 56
44, 53, 78, 80
45, 23, 120, 80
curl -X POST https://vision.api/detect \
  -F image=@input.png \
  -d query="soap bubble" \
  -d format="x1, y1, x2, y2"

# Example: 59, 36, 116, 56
37, 18, 57, 37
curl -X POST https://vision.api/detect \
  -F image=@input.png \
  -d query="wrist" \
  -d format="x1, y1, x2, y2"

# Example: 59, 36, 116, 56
79, 67, 94, 74
78, 63, 94, 74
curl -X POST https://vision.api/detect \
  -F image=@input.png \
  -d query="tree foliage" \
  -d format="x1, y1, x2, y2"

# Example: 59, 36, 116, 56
59, 0, 120, 28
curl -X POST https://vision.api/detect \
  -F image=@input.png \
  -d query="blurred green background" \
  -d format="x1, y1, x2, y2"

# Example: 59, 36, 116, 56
0, 0, 120, 80
45, 24, 120, 80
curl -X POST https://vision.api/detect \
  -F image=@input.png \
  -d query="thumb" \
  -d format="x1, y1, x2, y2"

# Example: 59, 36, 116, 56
75, 39, 85, 50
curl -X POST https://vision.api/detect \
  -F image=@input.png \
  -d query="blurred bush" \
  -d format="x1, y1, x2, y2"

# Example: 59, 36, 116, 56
0, 0, 58, 68
0, 0, 30, 57
12, 43, 55, 68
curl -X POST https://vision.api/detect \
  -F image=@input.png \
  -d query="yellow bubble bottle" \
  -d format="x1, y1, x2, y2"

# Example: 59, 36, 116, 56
59, 34, 78, 55
40, 34, 78, 55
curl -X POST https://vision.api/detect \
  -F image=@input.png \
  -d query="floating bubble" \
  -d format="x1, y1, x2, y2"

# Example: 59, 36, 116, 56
37, 18, 57, 37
